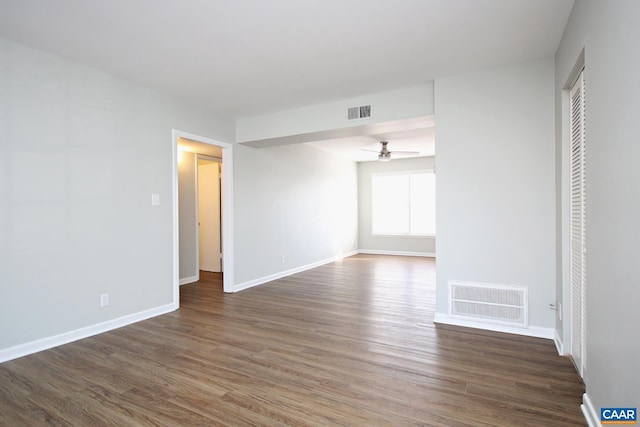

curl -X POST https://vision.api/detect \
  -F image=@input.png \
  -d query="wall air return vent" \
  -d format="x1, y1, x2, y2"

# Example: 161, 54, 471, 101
347, 104, 372, 120
449, 281, 528, 328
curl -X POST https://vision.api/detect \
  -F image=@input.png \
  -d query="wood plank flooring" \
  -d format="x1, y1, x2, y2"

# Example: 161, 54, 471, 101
0, 254, 585, 426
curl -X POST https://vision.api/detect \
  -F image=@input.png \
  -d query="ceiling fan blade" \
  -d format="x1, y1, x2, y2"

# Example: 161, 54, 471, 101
361, 149, 381, 153
391, 150, 420, 155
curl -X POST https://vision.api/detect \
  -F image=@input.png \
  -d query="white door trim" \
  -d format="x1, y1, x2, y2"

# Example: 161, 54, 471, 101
560, 51, 586, 361
172, 129, 234, 305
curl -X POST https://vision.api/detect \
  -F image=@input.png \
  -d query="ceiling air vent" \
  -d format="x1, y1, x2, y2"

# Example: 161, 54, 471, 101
347, 104, 372, 120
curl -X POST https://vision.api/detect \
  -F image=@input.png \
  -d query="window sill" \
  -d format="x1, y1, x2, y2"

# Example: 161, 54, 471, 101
372, 233, 436, 238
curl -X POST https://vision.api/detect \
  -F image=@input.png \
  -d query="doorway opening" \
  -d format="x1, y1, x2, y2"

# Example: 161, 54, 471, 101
172, 129, 234, 307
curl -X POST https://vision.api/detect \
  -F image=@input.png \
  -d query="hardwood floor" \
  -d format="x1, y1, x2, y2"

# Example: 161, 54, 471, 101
0, 255, 585, 426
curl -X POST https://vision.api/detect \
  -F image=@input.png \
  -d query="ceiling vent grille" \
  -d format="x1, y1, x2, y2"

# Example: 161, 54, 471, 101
347, 104, 372, 120
449, 281, 528, 328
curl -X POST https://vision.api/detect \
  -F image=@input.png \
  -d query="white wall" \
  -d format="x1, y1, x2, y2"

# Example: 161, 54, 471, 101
556, 0, 640, 413
434, 57, 556, 331
358, 156, 435, 255
233, 143, 358, 287
178, 151, 197, 282
236, 85, 434, 144
0, 37, 234, 354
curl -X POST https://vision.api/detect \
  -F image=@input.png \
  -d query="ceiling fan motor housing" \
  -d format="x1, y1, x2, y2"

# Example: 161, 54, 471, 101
378, 141, 391, 161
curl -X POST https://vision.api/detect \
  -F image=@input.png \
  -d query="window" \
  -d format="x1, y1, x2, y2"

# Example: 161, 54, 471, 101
371, 170, 435, 236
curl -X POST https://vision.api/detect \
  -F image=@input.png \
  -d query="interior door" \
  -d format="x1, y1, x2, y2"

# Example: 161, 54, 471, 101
569, 70, 586, 377
198, 159, 221, 272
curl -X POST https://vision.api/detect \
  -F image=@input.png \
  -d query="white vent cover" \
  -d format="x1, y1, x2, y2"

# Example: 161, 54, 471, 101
347, 104, 372, 120
449, 281, 528, 328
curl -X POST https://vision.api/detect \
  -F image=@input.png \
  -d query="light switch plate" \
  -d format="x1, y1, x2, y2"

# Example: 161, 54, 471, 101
151, 193, 160, 206
100, 293, 109, 307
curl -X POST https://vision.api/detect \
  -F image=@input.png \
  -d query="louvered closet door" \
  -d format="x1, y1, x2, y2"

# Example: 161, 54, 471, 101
570, 70, 586, 377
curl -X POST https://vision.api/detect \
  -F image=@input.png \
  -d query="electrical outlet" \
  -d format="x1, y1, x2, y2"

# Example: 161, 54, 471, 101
100, 293, 110, 307
281, 255, 285, 264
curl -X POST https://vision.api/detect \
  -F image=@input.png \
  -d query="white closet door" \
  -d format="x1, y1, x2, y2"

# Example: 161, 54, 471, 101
198, 161, 221, 273
570, 70, 586, 377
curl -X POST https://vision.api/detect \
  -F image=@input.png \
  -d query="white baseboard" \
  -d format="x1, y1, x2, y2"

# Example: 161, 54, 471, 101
0, 303, 176, 363
358, 249, 435, 257
582, 393, 601, 427
433, 313, 555, 340
554, 329, 565, 355
234, 250, 359, 292
179, 275, 199, 285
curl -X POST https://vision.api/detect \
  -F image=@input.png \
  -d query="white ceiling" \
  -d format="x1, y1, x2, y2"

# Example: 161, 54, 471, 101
0, 0, 574, 120
178, 137, 222, 158
307, 117, 435, 162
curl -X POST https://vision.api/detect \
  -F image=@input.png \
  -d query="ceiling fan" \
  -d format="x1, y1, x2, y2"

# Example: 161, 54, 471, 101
362, 141, 420, 161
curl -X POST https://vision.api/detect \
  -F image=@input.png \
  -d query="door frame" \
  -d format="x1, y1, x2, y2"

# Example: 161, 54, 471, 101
560, 50, 585, 365
172, 129, 234, 305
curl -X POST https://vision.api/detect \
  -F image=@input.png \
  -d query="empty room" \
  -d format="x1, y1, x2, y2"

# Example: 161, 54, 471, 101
1, 1, 638, 426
